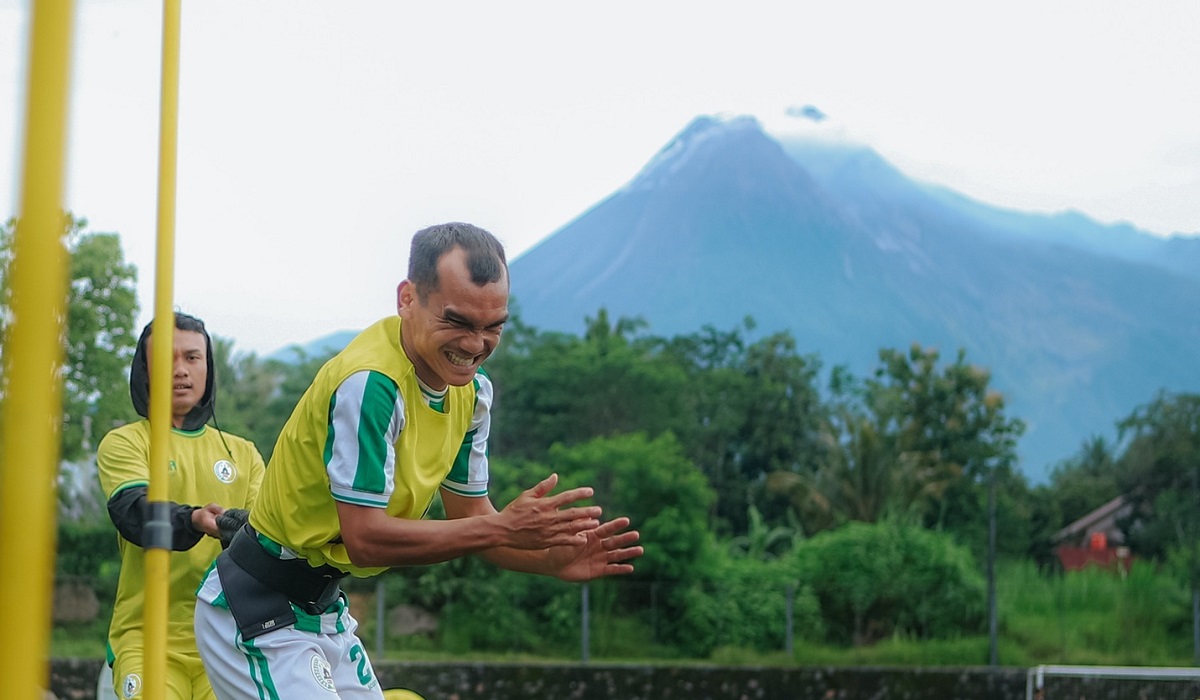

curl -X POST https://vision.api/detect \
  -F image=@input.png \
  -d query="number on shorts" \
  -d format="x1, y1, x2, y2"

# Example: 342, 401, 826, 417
349, 644, 373, 686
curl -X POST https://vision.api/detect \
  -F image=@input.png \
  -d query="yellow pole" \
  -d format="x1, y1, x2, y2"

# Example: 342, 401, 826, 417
143, 1, 182, 699
0, 1, 75, 699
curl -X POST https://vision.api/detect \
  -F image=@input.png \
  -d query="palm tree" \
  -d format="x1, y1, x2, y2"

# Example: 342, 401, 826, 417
768, 405, 956, 534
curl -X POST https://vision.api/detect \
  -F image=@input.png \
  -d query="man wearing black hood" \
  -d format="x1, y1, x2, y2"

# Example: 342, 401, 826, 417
97, 312, 266, 700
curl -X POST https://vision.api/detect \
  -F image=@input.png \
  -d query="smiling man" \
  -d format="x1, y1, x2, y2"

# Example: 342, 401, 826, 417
97, 313, 266, 700
195, 222, 643, 700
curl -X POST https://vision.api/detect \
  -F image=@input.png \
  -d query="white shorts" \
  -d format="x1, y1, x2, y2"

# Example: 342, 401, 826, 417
194, 567, 383, 700
96, 664, 117, 700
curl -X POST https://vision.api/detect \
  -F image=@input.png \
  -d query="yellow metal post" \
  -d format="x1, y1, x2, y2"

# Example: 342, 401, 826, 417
0, 1, 76, 699
142, 1, 183, 699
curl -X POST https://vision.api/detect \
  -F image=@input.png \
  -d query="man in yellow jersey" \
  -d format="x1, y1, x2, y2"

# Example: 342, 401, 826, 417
98, 312, 266, 699
196, 222, 643, 699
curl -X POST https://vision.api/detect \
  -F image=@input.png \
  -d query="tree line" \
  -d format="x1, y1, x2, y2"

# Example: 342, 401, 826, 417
4, 217, 1198, 657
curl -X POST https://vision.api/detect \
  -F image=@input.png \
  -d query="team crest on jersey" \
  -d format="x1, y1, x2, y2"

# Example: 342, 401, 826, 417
121, 672, 142, 699
213, 460, 237, 483
310, 653, 336, 692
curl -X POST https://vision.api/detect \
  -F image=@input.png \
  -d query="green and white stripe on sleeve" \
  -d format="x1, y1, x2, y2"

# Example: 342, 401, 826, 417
325, 370, 404, 508
442, 371, 492, 498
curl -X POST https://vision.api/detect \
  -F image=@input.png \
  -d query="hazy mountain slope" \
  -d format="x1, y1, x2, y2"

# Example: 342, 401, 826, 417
266, 329, 359, 363
509, 116, 1200, 481
777, 135, 1200, 469
511, 117, 926, 370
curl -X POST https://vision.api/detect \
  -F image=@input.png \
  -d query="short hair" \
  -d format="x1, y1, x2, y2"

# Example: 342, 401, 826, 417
142, 311, 208, 342
408, 222, 507, 300
173, 311, 207, 337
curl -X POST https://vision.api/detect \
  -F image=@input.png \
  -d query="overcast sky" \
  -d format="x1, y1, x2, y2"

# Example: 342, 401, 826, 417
3, 0, 1199, 356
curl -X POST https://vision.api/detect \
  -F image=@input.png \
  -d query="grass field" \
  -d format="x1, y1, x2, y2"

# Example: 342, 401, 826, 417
996, 559, 1194, 666
53, 559, 1197, 667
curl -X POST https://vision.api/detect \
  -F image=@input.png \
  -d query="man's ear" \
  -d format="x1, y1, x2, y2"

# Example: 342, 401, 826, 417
396, 280, 412, 312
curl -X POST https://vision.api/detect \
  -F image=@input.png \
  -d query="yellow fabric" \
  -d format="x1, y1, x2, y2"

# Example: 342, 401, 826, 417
251, 316, 475, 577
97, 421, 264, 679
109, 646, 215, 700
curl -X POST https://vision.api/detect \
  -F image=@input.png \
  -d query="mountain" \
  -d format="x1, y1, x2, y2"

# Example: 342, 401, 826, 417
508, 115, 1200, 482
265, 329, 360, 364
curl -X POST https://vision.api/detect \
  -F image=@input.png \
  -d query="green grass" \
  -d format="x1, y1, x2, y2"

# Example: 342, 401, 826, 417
996, 559, 1193, 666
53, 559, 1198, 668
51, 618, 108, 658
782, 636, 1005, 667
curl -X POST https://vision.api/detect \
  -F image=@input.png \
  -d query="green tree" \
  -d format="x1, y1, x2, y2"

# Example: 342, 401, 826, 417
1047, 435, 1123, 526
545, 431, 719, 652
768, 344, 1027, 551
868, 344, 1025, 557
486, 309, 691, 461
794, 520, 986, 645
551, 432, 715, 584
1115, 392, 1200, 561
768, 403, 946, 534
726, 504, 799, 561
740, 333, 826, 483
210, 337, 304, 461
661, 321, 827, 536
582, 306, 648, 347
870, 344, 1023, 491
390, 434, 718, 656
674, 549, 823, 656
0, 215, 139, 461
658, 322, 754, 533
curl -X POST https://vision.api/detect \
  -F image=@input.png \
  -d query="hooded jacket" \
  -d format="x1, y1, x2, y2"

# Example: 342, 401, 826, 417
106, 315, 223, 550
129, 317, 216, 430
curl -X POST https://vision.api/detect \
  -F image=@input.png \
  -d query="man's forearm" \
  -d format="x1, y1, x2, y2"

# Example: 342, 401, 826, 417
476, 545, 560, 577
106, 486, 206, 551
335, 500, 517, 568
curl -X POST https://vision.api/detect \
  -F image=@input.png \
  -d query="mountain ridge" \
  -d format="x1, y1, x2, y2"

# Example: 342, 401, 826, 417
270, 115, 1199, 483
508, 115, 1200, 482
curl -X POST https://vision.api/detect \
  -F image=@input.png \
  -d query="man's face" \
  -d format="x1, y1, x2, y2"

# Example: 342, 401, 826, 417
147, 328, 208, 427
397, 247, 509, 390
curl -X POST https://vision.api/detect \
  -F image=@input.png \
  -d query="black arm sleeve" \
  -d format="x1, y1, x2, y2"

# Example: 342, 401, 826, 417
106, 486, 206, 551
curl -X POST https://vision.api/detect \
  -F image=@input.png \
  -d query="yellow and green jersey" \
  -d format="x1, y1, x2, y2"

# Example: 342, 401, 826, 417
250, 315, 492, 578
97, 421, 265, 658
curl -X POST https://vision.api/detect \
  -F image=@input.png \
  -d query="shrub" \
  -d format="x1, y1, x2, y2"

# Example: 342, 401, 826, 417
794, 521, 986, 645
56, 521, 119, 578
670, 549, 823, 657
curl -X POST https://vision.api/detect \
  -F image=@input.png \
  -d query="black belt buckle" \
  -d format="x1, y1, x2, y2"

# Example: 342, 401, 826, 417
300, 573, 343, 615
